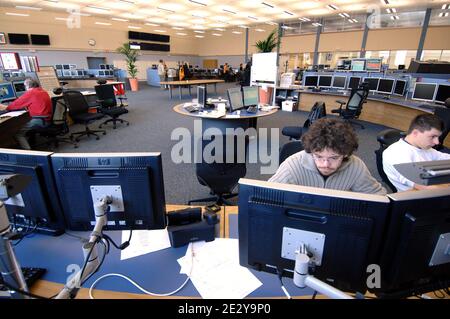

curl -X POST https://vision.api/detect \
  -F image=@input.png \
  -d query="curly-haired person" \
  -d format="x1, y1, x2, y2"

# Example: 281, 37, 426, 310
269, 118, 386, 194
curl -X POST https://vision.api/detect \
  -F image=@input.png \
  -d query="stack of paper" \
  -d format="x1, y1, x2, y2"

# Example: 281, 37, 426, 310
177, 238, 262, 299
120, 229, 171, 260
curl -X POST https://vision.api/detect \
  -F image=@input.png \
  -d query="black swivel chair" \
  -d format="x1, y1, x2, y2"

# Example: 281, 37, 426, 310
279, 140, 304, 164
188, 135, 247, 206
282, 101, 326, 140
94, 84, 129, 129
434, 107, 450, 152
63, 90, 106, 142
331, 83, 369, 129
374, 129, 405, 193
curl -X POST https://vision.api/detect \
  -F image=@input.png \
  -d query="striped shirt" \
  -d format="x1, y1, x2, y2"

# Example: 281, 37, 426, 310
269, 150, 386, 195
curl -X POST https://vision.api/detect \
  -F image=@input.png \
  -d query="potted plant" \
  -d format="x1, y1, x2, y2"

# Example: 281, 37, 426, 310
254, 29, 279, 104
117, 43, 139, 91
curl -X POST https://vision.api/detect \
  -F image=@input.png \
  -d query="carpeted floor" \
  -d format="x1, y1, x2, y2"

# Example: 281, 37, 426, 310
50, 82, 393, 204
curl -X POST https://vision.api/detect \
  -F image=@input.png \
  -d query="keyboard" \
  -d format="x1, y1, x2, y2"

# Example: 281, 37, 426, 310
0, 110, 9, 116
246, 106, 258, 113
0, 267, 46, 292
184, 105, 199, 113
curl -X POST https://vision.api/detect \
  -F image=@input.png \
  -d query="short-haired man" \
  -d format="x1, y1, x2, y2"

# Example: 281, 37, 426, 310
0, 78, 52, 150
383, 114, 450, 191
269, 118, 386, 195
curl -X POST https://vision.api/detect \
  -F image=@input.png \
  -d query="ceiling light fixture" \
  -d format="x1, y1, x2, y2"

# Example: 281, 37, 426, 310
145, 22, 160, 26
255, 28, 265, 32
281, 25, 293, 29
383, 0, 390, 4
261, 2, 274, 8
386, 8, 396, 13
390, 15, 399, 20
326, 4, 338, 11
223, 9, 237, 15
248, 16, 258, 20
214, 28, 225, 31
194, 30, 205, 33
195, 35, 204, 38
442, 4, 450, 10
189, 0, 207, 6
172, 27, 184, 30
312, 22, 322, 27
439, 12, 449, 17
299, 17, 311, 22
154, 29, 166, 32
15, 6, 42, 11
176, 32, 187, 35
119, 0, 135, 4
265, 21, 277, 25
212, 33, 222, 36
95, 22, 112, 25
128, 25, 141, 29
284, 11, 294, 16
157, 7, 175, 14
112, 18, 129, 21
232, 31, 242, 34
5, 12, 30, 16
87, 5, 110, 12
339, 13, 350, 18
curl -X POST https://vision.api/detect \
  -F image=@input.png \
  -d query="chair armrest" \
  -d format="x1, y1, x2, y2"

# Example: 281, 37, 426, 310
335, 99, 346, 106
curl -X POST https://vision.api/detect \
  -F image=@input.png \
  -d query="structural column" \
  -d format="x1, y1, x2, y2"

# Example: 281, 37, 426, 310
360, 14, 370, 58
416, 8, 432, 61
312, 18, 323, 66
245, 28, 249, 63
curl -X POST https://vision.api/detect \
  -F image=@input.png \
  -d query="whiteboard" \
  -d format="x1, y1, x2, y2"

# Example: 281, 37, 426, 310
250, 52, 278, 87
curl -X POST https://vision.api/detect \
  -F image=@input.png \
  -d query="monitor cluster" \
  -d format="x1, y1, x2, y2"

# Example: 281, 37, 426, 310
412, 82, 450, 104
0, 81, 27, 103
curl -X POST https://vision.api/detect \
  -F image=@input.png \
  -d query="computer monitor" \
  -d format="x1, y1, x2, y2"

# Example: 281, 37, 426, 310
348, 76, 361, 90
304, 76, 318, 87
332, 76, 347, 89
100, 64, 106, 70
365, 58, 382, 72
51, 152, 167, 231
55, 65, 63, 70
0, 82, 16, 103
62, 70, 71, 77
227, 87, 245, 112
242, 86, 259, 107
12, 81, 26, 97
374, 189, 450, 298
393, 79, 407, 96
363, 78, 380, 91
62, 65, 70, 70
238, 179, 391, 293
197, 85, 206, 108
434, 84, 450, 104
99, 70, 105, 76
318, 75, 333, 88
0, 149, 66, 236
77, 70, 84, 76
412, 83, 436, 102
351, 59, 366, 72
377, 79, 395, 95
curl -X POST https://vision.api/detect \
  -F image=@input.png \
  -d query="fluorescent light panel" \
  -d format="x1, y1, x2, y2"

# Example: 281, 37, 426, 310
189, 0, 207, 6
5, 12, 30, 16
326, 4, 338, 10
95, 22, 112, 25
15, 6, 42, 11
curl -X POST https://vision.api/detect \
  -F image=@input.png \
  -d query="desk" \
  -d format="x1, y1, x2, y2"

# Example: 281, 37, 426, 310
0, 112, 30, 148
160, 79, 225, 100
173, 103, 278, 134
297, 90, 450, 148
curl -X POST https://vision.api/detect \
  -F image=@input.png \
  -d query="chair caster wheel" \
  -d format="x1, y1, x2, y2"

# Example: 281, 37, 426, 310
96, 137, 100, 140
127, 123, 130, 126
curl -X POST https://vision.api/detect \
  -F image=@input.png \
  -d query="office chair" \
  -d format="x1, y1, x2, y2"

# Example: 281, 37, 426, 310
374, 129, 405, 193
29, 94, 78, 149
331, 83, 369, 129
188, 135, 247, 206
94, 84, 129, 129
282, 101, 326, 140
279, 140, 304, 165
63, 90, 106, 142
434, 107, 450, 151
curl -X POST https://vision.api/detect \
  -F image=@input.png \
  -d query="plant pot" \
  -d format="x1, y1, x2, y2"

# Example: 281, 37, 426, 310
259, 86, 274, 104
129, 78, 139, 91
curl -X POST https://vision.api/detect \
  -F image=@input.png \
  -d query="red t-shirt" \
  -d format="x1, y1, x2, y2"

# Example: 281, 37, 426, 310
6, 87, 52, 121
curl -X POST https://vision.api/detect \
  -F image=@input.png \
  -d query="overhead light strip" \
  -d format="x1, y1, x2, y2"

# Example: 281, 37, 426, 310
248, 16, 258, 20
326, 4, 338, 11
261, 2, 274, 9
189, 0, 207, 6
119, 0, 135, 4
223, 9, 237, 15
6, 12, 30, 16
157, 7, 175, 13
284, 11, 294, 16
15, 6, 42, 11
87, 5, 110, 12
442, 4, 450, 10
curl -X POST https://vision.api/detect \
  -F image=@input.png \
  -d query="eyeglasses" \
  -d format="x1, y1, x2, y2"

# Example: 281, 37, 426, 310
312, 153, 344, 164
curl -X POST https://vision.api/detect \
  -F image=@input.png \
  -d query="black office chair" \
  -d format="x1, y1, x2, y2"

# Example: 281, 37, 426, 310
188, 135, 247, 206
374, 129, 405, 193
63, 90, 106, 142
94, 84, 129, 129
279, 140, 304, 164
331, 83, 369, 129
434, 107, 450, 152
282, 101, 326, 140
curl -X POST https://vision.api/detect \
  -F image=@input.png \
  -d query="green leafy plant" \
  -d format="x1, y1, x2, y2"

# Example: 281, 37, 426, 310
254, 29, 279, 53
116, 43, 139, 79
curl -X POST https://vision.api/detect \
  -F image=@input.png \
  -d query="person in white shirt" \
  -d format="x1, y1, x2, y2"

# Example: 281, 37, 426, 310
383, 114, 450, 191
157, 60, 167, 89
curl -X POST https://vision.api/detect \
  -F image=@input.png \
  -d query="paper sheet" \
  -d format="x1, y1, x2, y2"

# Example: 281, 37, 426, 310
120, 229, 171, 260
0, 110, 27, 117
177, 239, 262, 299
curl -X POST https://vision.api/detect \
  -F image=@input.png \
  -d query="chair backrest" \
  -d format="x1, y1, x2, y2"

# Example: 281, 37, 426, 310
303, 101, 326, 128
433, 107, 450, 150
94, 84, 117, 108
63, 90, 90, 116
196, 135, 247, 195
346, 84, 369, 113
279, 140, 304, 164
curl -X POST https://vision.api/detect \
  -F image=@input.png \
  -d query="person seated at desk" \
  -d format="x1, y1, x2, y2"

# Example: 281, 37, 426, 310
269, 118, 386, 195
383, 114, 450, 191
0, 78, 52, 150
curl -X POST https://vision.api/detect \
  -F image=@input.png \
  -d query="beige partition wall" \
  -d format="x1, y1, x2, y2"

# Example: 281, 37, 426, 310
281, 34, 316, 53
319, 31, 364, 52
366, 27, 422, 51
423, 26, 450, 50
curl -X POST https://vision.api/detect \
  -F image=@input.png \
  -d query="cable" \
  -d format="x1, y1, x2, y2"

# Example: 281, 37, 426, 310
276, 269, 291, 299
0, 281, 49, 299
312, 290, 317, 299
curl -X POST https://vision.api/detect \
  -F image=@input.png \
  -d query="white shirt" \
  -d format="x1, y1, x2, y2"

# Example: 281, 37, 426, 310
382, 138, 450, 191
157, 63, 165, 76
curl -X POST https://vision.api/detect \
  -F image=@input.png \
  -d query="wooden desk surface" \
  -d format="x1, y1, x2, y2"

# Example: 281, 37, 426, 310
160, 79, 224, 86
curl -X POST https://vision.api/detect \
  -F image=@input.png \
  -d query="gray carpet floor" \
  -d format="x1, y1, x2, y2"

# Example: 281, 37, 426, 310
51, 82, 392, 204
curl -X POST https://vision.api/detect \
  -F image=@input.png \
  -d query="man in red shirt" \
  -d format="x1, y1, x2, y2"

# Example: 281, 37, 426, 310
0, 78, 52, 149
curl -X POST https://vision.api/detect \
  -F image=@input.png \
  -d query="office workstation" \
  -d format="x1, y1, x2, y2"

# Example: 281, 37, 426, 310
1, 0, 450, 301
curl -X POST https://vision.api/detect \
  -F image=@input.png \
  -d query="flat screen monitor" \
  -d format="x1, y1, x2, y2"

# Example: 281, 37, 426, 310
62, 65, 70, 70
227, 87, 244, 112
99, 71, 105, 76
374, 189, 450, 298
100, 64, 106, 70
30, 34, 50, 45
318, 76, 332, 88
348, 77, 361, 90
412, 83, 436, 102
197, 85, 206, 108
62, 70, 71, 77
77, 70, 84, 76
351, 59, 366, 72
242, 86, 259, 107
366, 58, 382, 72
8, 33, 30, 45
0, 82, 16, 103
0, 149, 66, 236
434, 84, 450, 104
51, 152, 167, 231
332, 76, 347, 89
55, 65, 63, 70
377, 79, 395, 95
393, 80, 407, 96
12, 81, 26, 97
238, 179, 391, 293
304, 76, 318, 87
363, 78, 380, 91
